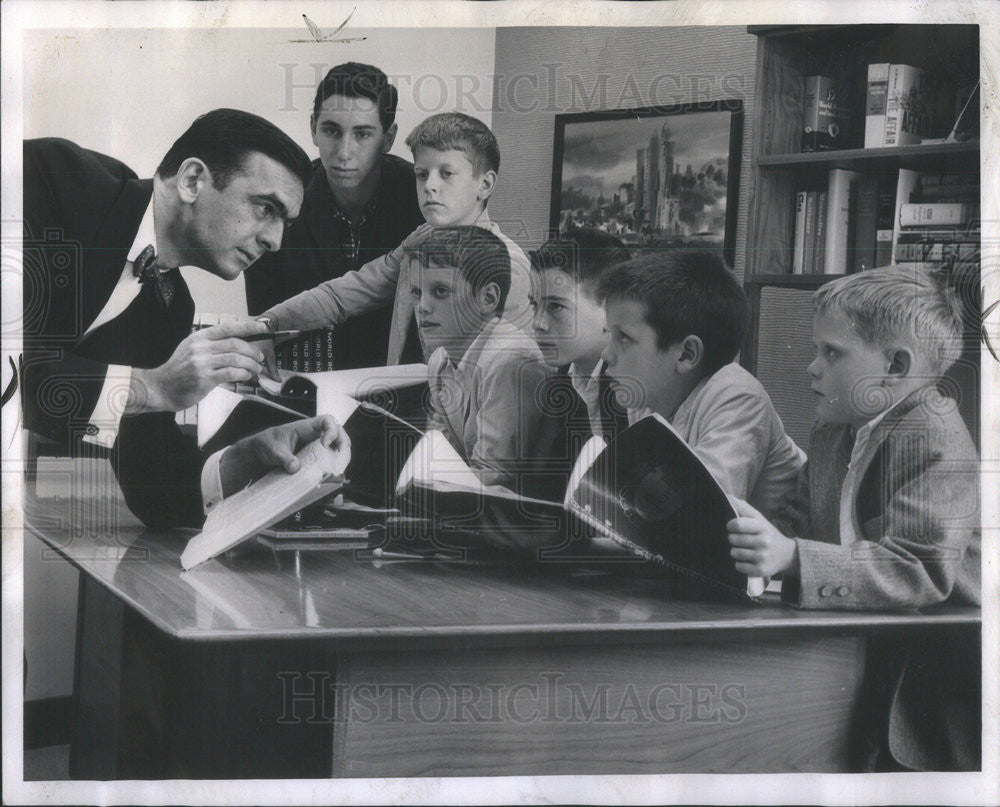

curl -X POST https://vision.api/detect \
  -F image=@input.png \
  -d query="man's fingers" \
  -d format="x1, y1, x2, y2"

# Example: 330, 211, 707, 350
202, 320, 271, 339
734, 561, 762, 577
205, 337, 268, 360
214, 367, 256, 384
210, 352, 265, 374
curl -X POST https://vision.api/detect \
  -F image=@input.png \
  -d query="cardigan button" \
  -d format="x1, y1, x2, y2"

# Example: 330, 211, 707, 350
836, 585, 850, 597
818, 584, 833, 598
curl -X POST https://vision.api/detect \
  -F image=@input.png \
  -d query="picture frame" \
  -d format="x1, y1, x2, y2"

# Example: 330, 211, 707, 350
550, 100, 743, 267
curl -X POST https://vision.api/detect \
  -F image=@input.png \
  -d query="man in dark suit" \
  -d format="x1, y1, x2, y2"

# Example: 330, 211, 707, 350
22, 108, 339, 527
244, 62, 425, 369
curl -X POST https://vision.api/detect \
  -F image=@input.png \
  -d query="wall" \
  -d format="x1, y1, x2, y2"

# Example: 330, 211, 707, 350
489, 26, 758, 280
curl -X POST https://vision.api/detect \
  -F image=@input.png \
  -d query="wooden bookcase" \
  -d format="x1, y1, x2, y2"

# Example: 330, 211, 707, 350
743, 24, 980, 447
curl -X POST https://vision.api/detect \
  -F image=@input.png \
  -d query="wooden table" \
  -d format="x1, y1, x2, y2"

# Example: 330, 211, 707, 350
24, 490, 981, 779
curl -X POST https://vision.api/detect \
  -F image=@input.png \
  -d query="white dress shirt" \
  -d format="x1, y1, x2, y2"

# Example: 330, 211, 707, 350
80, 201, 160, 448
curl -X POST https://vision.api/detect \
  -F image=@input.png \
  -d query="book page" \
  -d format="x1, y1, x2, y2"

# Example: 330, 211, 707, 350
196, 386, 306, 449
394, 429, 484, 495
180, 438, 349, 570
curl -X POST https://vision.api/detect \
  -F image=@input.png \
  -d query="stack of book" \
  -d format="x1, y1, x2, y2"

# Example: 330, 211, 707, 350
791, 168, 979, 276
892, 172, 980, 272
276, 328, 336, 372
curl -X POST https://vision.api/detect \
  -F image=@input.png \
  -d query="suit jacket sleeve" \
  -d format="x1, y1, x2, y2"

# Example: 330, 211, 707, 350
112, 412, 208, 529
21, 138, 136, 446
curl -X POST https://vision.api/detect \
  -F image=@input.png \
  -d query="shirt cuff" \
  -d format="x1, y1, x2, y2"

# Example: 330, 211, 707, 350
82, 365, 132, 449
200, 448, 227, 515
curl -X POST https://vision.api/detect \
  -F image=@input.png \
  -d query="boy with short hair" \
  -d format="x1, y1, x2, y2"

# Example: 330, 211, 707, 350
598, 250, 805, 520
529, 227, 631, 442
412, 226, 550, 490
726, 266, 980, 771
260, 112, 531, 367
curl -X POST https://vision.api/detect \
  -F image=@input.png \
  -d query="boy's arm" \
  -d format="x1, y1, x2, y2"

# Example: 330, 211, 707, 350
262, 224, 433, 331
787, 448, 979, 610
686, 388, 769, 502
469, 352, 550, 489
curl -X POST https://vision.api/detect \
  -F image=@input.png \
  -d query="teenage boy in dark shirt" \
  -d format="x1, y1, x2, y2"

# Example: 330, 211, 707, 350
245, 62, 424, 368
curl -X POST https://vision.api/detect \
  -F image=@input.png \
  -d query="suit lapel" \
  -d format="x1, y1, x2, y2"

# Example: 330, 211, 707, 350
82, 177, 153, 332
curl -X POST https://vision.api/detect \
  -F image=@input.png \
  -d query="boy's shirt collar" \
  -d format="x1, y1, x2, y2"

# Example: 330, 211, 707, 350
435, 316, 502, 374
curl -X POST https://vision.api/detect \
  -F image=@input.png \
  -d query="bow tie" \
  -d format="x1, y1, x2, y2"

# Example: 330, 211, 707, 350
133, 244, 175, 308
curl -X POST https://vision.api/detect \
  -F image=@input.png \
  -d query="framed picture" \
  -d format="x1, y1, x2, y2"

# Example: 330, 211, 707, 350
550, 100, 743, 266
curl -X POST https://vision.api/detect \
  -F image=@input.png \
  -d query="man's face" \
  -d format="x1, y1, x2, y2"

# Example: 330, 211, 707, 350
601, 297, 685, 416
808, 310, 892, 426
530, 268, 608, 370
411, 264, 487, 355
413, 146, 491, 226
311, 94, 394, 194
188, 152, 303, 280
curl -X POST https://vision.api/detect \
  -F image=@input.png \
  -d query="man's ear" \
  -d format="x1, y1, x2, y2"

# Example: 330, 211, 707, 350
382, 122, 398, 153
675, 335, 704, 375
477, 281, 501, 315
175, 158, 210, 204
885, 347, 913, 384
477, 169, 498, 202
310, 114, 319, 147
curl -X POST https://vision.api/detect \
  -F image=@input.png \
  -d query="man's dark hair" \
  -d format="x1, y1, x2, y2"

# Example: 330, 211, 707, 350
408, 226, 512, 313
312, 62, 398, 131
156, 108, 312, 189
598, 249, 748, 374
530, 227, 631, 297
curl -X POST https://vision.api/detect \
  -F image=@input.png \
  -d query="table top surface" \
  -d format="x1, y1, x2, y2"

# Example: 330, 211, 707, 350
24, 489, 981, 647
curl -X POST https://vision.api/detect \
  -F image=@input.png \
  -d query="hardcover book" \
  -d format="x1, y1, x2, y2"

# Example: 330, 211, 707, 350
802, 75, 852, 152
884, 64, 932, 146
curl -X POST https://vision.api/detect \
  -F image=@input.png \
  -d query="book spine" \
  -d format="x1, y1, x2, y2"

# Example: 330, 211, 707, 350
852, 175, 879, 272
898, 202, 975, 227
824, 169, 856, 275
891, 168, 920, 254
884, 64, 931, 146
802, 75, 851, 152
874, 175, 896, 268
792, 191, 807, 275
813, 191, 827, 274
324, 328, 335, 371
893, 241, 979, 263
865, 63, 890, 148
802, 191, 817, 275
897, 228, 981, 244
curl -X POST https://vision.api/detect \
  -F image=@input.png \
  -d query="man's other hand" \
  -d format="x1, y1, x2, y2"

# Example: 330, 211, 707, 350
218, 415, 348, 497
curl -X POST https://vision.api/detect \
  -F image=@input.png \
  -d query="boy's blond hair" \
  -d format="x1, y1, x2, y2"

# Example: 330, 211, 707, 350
404, 112, 500, 176
813, 265, 964, 375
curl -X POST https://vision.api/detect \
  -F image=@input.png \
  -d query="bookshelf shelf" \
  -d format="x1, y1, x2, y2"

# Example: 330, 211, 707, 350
757, 140, 979, 171
743, 24, 981, 447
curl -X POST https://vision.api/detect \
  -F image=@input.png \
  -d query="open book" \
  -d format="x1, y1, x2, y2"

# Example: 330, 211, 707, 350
396, 414, 764, 600
197, 364, 427, 456
180, 437, 349, 570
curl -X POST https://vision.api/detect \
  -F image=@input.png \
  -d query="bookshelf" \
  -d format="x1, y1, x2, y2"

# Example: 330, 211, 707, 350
743, 24, 980, 447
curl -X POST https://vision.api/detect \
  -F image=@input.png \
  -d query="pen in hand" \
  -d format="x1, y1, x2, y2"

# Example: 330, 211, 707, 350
242, 330, 301, 342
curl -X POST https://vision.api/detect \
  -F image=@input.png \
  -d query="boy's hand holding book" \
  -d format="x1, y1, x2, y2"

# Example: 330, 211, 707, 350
727, 499, 799, 579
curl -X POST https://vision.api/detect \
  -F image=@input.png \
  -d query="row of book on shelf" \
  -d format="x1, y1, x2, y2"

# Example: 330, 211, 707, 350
791, 168, 980, 276
801, 65, 977, 152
